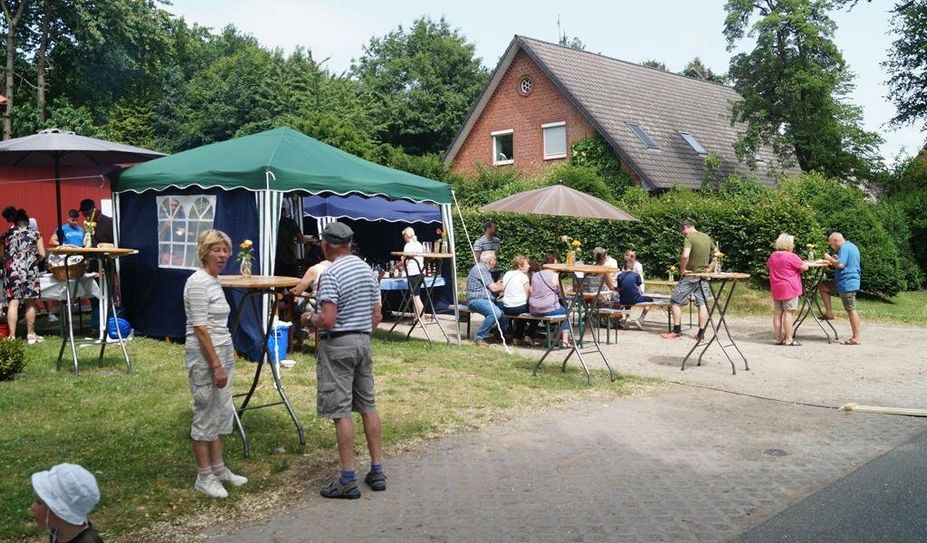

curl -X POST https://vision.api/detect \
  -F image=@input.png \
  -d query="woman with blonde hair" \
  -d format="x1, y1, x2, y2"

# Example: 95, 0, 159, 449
183, 229, 247, 498
400, 227, 425, 322
500, 255, 531, 345
766, 233, 809, 346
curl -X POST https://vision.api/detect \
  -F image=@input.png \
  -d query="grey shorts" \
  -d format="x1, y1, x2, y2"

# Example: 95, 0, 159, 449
186, 344, 235, 442
671, 276, 712, 307
316, 333, 376, 419
773, 297, 799, 311
839, 291, 858, 312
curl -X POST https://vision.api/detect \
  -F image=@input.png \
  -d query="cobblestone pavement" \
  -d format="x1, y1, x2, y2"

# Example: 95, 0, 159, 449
210, 317, 927, 542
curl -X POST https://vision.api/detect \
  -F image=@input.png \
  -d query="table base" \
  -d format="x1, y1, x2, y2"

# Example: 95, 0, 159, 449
793, 267, 838, 343
681, 278, 749, 375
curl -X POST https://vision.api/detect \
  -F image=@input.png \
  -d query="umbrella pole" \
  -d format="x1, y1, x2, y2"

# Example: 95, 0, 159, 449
54, 154, 64, 242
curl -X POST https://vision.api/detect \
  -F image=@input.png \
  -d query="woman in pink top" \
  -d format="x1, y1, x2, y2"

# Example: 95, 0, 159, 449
766, 233, 809, 346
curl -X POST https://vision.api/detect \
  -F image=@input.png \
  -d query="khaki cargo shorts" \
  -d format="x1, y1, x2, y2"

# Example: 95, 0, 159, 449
773, 297, 799, 312
839, 291, 858, 312
316, 333, 376, 419
671, 276, 712, 307
186, 343, 235, 442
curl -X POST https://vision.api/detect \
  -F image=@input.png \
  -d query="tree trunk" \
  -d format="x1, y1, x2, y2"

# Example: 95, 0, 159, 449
1, 0, 30, 139
4, 27, 14, 139
36, 2, 48, 124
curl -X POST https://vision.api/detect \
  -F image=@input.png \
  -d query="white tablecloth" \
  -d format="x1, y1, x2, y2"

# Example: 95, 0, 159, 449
39, 274, 102, 301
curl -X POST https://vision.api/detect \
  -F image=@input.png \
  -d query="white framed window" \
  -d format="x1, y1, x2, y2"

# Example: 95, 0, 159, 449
157, 194, 217, 269
542, 121, 567, 160
492, 129, 514, 165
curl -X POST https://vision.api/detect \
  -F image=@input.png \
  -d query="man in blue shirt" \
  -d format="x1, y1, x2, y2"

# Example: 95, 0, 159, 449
820, 232, 862, 345
48, 209, 85, 247
465, 251, 506, 344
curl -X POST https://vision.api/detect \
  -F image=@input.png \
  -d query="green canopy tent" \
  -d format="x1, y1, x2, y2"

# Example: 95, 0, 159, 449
112, 127, 461, 344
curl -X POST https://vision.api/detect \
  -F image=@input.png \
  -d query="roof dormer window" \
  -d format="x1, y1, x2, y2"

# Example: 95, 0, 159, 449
628, 122, 659, 150
679, 131, 707, 155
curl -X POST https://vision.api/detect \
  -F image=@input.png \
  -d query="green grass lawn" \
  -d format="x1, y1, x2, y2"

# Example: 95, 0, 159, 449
0, 332, 655, 543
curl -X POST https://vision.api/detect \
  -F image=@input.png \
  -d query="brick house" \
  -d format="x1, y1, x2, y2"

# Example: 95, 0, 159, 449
446, 36, 793, 190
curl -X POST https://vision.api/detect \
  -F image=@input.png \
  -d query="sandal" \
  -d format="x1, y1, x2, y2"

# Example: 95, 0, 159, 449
785, 340, 802, 346
27, 334, 44, 345
840, 338, 861, 346
775, 339, 785, 346
818, 314, 834, 321
320, 478, 360, 499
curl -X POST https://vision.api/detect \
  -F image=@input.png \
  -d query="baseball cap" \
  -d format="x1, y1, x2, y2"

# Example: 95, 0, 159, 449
78, 199, 95, 213
31, 464, 100, 525
321, 221, 354, 245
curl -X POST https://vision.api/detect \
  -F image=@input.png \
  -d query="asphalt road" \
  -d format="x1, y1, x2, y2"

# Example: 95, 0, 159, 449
732, 426, 927, 543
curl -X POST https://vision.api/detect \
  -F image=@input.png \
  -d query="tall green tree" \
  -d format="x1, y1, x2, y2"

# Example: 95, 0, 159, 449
351, 16, 488, 155
723, 0, 882, 179
1, 0, 30, 139
884, 0, 927, 131
640, 59, 668, 71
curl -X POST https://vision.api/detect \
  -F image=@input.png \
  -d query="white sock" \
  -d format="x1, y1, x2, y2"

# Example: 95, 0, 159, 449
197, 466, 213, 481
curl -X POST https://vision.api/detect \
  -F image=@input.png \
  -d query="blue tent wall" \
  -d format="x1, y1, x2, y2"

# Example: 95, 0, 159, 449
119, 188, 264, 359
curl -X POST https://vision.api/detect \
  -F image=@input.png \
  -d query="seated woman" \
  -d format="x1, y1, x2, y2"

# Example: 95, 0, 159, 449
499, 255, 531, 346
624, 250, 646, 294
527, 253, 572, 348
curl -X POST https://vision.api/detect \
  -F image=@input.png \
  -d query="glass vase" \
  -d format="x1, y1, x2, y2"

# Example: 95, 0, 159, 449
240, 260, 252, 277
565, 250, 576, 267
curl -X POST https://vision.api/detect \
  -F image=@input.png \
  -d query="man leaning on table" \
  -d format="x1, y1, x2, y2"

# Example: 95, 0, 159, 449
300, 221, 386, 499
661, 219, 716, 341
819, 232, 862, 345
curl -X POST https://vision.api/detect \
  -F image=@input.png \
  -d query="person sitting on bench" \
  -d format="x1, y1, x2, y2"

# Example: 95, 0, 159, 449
612, 270, 652, 330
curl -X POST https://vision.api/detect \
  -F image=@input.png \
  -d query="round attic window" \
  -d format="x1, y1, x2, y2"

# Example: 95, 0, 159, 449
518, 76, 533, 96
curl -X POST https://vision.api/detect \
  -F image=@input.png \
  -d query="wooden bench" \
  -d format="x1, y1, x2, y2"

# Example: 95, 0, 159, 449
451, 304, 566, 347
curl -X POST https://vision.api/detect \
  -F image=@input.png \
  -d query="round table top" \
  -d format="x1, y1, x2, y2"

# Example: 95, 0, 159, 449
390, 251, 454, 259
219, 275, 300, 289
543, 263, 618, 275
804, 259, 832, 268
50, 246, 138, 257
686, 272, 751, 280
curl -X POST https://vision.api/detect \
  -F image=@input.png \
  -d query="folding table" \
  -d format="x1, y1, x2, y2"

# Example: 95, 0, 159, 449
386, 251, 453, 343
220, 275, 303, 458
533, 263, 619, 384
792, 260, 838, 343
50, 246, 136, 375
681, 272, 751, 374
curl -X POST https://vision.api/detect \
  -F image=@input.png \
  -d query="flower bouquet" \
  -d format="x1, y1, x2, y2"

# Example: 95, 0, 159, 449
561, 235, 581, 266
667, 264, 679, 281
238, 239, 254, 276
806, 243, 816, 261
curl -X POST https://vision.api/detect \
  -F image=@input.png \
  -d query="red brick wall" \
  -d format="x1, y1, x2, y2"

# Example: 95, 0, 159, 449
451, 50, 597, 177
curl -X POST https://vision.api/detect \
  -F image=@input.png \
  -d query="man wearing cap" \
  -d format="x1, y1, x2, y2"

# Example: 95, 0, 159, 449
301, 221, 386, 499
78, 199, 113, 246
49, 210, 86, 247
31, 463, 103, 542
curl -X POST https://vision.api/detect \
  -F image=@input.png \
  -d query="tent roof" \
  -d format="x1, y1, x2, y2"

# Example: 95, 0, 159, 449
303, 194, 441, 224
113, 127, 452, 204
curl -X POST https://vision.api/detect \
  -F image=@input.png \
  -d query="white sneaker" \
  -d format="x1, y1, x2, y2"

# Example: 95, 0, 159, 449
216, 469, 248, 487
194, 475, 228, 498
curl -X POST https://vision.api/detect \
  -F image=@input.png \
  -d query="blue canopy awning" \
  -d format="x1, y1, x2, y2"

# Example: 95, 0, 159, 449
302, 194, 441, 223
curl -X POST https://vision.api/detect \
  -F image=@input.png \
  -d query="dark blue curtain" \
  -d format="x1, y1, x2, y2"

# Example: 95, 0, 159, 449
119, 188, 265, 360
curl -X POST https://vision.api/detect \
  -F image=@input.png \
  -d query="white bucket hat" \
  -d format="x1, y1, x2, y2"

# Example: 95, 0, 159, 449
31, 464, 100, 525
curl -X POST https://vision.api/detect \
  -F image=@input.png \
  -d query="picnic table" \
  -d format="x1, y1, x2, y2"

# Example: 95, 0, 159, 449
680, 271, 751, 375
534, 263, 619, 384
793, 259, 838, 343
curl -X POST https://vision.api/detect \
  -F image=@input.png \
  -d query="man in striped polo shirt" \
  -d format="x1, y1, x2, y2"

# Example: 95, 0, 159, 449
301, 221, 385, 499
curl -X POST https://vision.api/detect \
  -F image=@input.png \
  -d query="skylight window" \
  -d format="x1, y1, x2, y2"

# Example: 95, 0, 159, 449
628, 122, 659, 150
679, 131, 707, 155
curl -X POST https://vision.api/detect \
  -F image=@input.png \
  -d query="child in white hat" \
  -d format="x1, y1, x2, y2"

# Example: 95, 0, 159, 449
31, 463, 102, 542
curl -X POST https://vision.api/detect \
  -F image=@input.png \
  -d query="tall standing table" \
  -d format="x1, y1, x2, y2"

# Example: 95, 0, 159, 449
50, 246, 137, 375
681, 272, 751, 375
534, 263, 619, 384
386, 251, 453, 343
220, 275, 304, 458
792, 260, 838, 343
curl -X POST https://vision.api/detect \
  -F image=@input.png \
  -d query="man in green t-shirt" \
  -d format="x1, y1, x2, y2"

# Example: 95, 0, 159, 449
660, 219, 717, 340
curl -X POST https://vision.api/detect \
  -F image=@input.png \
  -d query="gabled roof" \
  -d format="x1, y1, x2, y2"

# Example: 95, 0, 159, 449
446, 36, 794, 189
